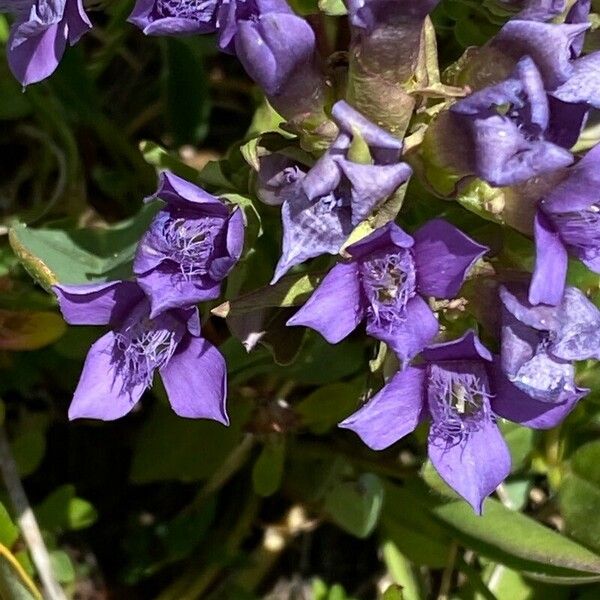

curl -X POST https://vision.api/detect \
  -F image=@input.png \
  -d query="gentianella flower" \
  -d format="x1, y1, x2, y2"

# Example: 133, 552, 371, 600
339, 331, 512, 513
287, 220, 487, 364
499, 283, 596, 405
133, 171, 244, 317
129, 0, 295, 53
0, 0, 91, 85
529, 143, 600, 305
54, 281, 228, 423
233, 1, 330, 123
450, 56, 574, 187
270, 101, 412, 282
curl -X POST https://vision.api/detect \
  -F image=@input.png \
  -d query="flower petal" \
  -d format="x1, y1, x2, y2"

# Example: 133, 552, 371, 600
529, 210, 569, 306
368, 296, 439, 366
422, 330, 493, 363
287, 262, 364, 344
8, 22, 66, 87
552, 286, 600, 360
160, 335, 228, 424
339, 366, 427, 450
491, 360, 586, 428
137, 268, 221, 318
53, 281, 144, 326
339, 160, 412, 226
69, 332, 145, 421
147, 171, 227, 213
428, 418, 511, 514
273, 188, 352, 282
413, 219, 488, 299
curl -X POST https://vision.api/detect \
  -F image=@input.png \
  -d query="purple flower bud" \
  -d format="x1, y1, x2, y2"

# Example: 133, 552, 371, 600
269, 102, 412, 282
234, 3, 330, 123
498, 283, 597, 402
133, 171, 245, 317
451, 56, 574, 187
53, 281, 228, 423
1, 0, 91, 86
128, 0, 221, 36
287, 219, 487, 364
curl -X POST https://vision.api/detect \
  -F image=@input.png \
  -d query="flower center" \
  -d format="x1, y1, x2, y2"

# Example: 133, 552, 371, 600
156, 0, 217, 20
161, 216, 224, 281
360, 249, 417, 330
427, 361, 492, 444
115, 317, 180, 390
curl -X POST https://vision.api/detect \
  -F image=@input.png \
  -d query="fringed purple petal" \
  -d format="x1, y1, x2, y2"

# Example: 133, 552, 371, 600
160, 335, 228, 423
428, 417, 510, 514
69, 332, 146, 421
367, 296, 439, 366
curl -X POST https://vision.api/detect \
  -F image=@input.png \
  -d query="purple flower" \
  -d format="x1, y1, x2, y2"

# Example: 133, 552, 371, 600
529, 143, 600, 305
133, 171, 244, 317
0, 0, 91, 86
233, 2, 329, 122
270, 101, 412, 282
451, 56, 574, 187
287, 219, 487, 364
128, 0, 293, 52
339, 331, 511, 513
54, 281, 228, 423
128, 0, 221, 36
499, 283, 596, 404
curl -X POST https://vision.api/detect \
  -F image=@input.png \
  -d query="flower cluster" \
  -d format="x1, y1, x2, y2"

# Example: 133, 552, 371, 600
12, 0, 600, 515
54, 172, 245, 422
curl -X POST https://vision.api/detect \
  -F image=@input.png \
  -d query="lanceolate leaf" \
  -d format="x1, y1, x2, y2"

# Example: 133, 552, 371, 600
8, 204, 159, 289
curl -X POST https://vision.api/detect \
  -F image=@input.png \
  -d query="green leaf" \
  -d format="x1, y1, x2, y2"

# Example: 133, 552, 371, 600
296, 381, 363, 434
382, 585, 404, 600
559, 440, 600, 554
432, 498, 600, 579
324, 473, 384, 538
139, 140, 199, 181
382, 541, 422, 600
49, 550, 75, 584
0, 311, 66, 351
163, 38, 210, 146
130, 399, 253, 483
318, 0, 347, 16
9, 203, 159, 289
212, 271, 324, 318
0, 504, 19, 548
11, 430, 45, 478
380, 481, 452, 568
35, 485, 98, 531
252, 437, 286, 497
500, 420, 536, 472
